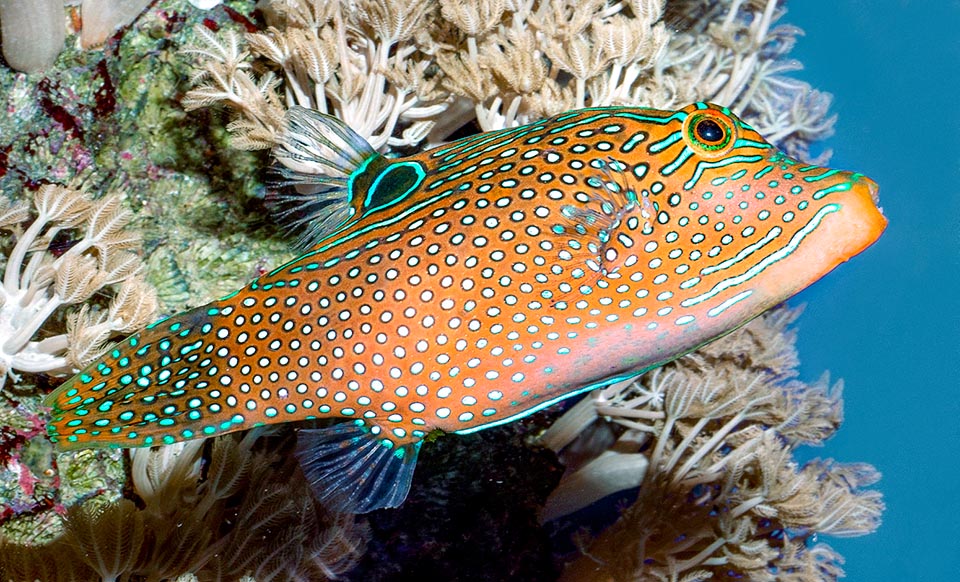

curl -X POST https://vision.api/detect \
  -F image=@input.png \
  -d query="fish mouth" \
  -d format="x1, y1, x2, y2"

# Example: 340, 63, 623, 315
863, 175, 882, 207
841, 174, 887, 256
752, 171, 886, 301
856, 174, 884, 222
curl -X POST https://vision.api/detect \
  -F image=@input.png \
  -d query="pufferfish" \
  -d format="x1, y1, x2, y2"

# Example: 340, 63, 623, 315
45, 103, 886, 512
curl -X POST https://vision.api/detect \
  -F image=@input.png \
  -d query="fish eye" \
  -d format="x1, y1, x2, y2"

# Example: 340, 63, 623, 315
682, 110, 737, 158
695, 119, 724, 143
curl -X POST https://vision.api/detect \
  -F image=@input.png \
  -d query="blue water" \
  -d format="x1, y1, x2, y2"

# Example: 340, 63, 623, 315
787, 2, 959, 580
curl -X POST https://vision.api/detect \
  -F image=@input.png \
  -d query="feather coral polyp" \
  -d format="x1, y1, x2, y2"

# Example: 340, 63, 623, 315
0, 185, 157, 390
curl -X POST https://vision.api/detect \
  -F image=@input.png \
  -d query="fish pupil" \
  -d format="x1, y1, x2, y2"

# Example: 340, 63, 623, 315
695, 119, 724, 143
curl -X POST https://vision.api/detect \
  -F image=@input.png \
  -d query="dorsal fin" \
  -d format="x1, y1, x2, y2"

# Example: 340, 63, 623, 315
269, 106, 380, 249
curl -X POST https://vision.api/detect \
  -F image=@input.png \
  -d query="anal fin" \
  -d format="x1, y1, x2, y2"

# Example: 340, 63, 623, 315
295, 420, 422, 514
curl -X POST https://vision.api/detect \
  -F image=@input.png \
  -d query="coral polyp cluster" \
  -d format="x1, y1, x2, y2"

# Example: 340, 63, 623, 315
0, 184, 157, 390
0, 431, 368, 581
181, 0, 835, 161
542, 309, 883, 581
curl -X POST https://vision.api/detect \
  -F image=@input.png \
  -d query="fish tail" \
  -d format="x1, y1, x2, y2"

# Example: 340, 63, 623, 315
45, 301, 253, 449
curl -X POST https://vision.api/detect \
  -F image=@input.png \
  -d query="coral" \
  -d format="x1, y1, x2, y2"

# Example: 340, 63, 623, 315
181, 0, 834, 162
0, 0, 64, 73
0, 430, 368, 581
0, 0, 302, 552
0, 0, 297, 538
0, 0, 216, 72
182, 0, 450, 151
658, 0, 837, 162
0, 184, 155, 542
541, 308, 884, 581
79, 0, 155, 49
0, 2, 291, 317
0, 184, 157, 390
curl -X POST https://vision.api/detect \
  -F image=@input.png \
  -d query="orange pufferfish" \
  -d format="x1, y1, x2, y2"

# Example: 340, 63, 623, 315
45, 103, 886, 512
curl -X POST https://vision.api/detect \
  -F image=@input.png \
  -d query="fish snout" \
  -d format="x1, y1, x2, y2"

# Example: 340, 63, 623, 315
845, 174, 887, 253
753, 169, 886, 302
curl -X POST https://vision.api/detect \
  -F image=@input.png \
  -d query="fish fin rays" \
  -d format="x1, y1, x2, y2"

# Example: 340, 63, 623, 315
269, 106, 379, 250
296, 421, 421, 514
544, 158, 653, 293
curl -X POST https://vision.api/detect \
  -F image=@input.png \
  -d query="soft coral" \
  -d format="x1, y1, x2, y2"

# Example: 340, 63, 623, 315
0, 185, 157, 390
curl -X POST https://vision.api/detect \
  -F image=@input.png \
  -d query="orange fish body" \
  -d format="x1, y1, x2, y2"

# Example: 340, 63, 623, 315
46, 103, 885, 512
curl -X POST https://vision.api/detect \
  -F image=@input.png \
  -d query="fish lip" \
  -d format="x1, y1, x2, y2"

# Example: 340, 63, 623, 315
859, 175, 883, 209
844, 174, 888, 250
856, 175, 887, 231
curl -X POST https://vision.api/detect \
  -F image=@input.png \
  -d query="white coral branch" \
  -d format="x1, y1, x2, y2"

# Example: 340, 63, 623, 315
0, 187, 158, 390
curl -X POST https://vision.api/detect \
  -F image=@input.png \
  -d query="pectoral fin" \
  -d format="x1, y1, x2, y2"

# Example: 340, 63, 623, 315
541, 156, 653, 299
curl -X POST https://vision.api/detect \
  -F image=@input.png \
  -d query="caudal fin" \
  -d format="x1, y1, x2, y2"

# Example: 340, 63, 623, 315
45, 302, 256, 449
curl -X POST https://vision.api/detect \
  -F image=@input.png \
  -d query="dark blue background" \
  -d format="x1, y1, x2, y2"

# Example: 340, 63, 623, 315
787, 2, 958, 580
